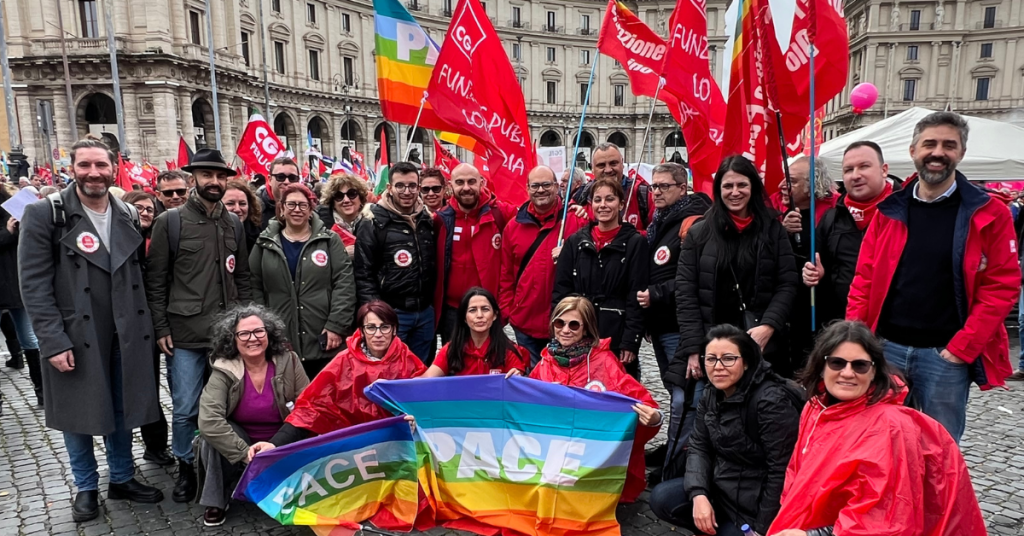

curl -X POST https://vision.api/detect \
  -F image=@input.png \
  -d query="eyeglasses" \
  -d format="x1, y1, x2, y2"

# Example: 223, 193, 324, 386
272, 173, 301, 183
528, 181, 555, 191
133, 204, 155, 215
362, 324, 394, 335
235, 327, 268, 341
284, 201, 310, 211
650, 183, 681, 192
392, 183, 419, 192
159, 188, 187, 198
333, 190, 359, 202
421, 185, 444, 195
553, 318, 581, 332
825, 356, 875, 374
704, 354, 741, 368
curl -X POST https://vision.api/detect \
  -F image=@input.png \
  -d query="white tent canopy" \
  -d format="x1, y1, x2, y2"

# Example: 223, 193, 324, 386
817, 107, 1024, 181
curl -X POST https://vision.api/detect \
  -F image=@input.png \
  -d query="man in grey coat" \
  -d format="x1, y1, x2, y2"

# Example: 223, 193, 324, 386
18, 138, 164, 522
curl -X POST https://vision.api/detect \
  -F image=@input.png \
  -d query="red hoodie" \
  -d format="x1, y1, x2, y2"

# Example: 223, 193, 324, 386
432, 339, 527, 376
769, 384, 985, 535
285, 331, 426, 434
528, 338, 659, 503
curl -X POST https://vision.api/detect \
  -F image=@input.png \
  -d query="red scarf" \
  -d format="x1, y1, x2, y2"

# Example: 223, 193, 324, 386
844, 182, 894, 231
591, 225, 620, 251
729, 213, 754, 233
528, 201, 557, 221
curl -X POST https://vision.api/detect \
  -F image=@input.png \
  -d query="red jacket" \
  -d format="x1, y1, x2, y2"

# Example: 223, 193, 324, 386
285, 331, 426, 435
847, 175, 1020, 390
769, 384, 986, 535
499, 201, 587, 339
528, 339, 659, 503
433, 191, 517, 325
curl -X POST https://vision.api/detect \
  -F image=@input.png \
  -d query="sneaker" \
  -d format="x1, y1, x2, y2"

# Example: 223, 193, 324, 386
1007, 369, 1024, 381
204, 506, 227, 527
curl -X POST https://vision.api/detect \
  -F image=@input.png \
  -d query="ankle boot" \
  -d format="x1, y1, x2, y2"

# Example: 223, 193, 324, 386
24, 349, 43, 406
172, 459, 197, 503
5, 351, 23, 369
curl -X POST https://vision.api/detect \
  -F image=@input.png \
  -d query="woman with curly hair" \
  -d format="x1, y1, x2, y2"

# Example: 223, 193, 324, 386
318, 173, 370, 257
223, 180, 262, 254
195, 304, 309, 526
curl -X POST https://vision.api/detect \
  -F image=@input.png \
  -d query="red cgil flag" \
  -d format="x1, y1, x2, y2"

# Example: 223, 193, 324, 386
426, 0, 533, 205
116, 154, 133, 190
432, 137, 460, 179
165, 160, 176, 171
177, 136, 195, 169
235, 114, 286, 176
662, 0, 727, 193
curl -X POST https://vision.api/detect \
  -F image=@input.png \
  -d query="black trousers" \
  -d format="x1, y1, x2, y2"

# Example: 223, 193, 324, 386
648, 478, 746, 536
0, 311, 21, 357
140, 347, 168, 452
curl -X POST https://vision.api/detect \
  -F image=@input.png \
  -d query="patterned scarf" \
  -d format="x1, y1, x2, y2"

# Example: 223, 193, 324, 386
647, 196, 692, 245
547, 338, 595, 368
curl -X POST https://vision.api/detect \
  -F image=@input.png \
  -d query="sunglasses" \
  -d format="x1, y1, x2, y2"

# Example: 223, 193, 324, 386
333, 190, 359, 202
272, 173, 301, 183
421, 185, 444, 195
553, 318, 581, 332
159, 188, 187, 198
825, 356, 875, 374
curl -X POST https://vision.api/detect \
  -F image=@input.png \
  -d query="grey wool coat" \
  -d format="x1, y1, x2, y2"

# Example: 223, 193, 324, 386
18, 188, 160, 436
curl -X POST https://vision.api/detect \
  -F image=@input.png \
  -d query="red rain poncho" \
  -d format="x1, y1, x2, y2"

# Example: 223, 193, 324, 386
768, 384, 986, 535
529, 338, 659, 503
285, 330, 426, 435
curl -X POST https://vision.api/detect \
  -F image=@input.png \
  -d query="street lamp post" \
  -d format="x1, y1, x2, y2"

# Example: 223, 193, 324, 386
0, 0, 27, 177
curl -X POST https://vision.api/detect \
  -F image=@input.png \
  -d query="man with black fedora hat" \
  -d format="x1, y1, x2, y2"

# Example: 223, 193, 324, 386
146, 148, 251, 503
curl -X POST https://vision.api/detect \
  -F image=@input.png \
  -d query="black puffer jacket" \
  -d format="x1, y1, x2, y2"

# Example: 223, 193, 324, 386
671, 218, 798, 376
258, 185, 276, 230
352, 200, 436, 311
552, 222, 649, 354
684, 356, 801, 535
0, 193, 22, 309
645, 193, 712, 336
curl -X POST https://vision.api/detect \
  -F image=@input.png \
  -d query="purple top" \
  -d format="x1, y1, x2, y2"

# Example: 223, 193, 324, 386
231, 362, 283, 443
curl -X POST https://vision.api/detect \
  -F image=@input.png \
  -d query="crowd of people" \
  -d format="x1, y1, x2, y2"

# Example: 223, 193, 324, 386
0, 110, 1012, 535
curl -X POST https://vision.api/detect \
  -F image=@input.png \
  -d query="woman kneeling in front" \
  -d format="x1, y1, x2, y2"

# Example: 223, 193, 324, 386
195, 305, 310, 527
649, 324, 800, 536
768, 321, 985, 536
530, 296, 661, 503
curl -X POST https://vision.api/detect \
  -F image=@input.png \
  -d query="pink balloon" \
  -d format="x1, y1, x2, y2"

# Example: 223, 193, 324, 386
850, 83, 879, 114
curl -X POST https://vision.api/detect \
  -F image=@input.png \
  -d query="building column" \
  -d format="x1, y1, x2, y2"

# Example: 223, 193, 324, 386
218, 98, 234, 161
954, 0, 967, 30
929, 41, 941, 99
331, 112, 345, 158
179, 92, 195, 152
1003, 39, 1017, 98
152, 87, 180, 164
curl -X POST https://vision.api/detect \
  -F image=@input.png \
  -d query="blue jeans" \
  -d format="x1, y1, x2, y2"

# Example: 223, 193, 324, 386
883, 340, 970, 443
1018, 289, 1024, 370
63, 344, 134, 491
649, 477, 745, 536
396, 306, 435, 365
1, 308, 38, 349
652, 332, 681, 390
167, 347, 208, 462
512, 327, 548, 369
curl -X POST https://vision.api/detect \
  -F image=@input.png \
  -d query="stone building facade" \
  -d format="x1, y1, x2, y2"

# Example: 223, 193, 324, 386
3, 0, 734, 169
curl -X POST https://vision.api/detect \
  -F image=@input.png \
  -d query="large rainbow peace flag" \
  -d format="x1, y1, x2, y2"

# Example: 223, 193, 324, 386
236, 376, 640, 536
368, 375, 639, 536
372, 0, 480, 154
233, 416, 419, 531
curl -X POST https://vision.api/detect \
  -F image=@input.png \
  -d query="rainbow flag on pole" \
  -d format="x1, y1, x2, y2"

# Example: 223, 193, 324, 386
372, 0, 480, 155
367, 375, 638, 536
233, 416, 419, 531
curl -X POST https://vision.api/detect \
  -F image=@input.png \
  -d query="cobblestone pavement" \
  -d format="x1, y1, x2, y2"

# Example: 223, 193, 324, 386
1, 338, 1023, 536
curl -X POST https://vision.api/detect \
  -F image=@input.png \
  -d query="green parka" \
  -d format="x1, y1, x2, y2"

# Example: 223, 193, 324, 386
249, 216, 356, 362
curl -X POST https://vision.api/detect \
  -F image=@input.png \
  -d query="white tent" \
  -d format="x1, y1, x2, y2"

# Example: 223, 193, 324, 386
817, 107, 1024, 181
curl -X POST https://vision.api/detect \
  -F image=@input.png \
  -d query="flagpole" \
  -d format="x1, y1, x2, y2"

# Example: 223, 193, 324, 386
257, 0, 271, 119
557, 53, 600, 247
403, 92, 428, 161
808, 43, 817, 332
203, 0, 222, 151
623, 78, 663, 219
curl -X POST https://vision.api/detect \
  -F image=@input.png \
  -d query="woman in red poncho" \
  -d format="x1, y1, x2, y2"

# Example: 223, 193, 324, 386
421, 287, 526, 378
529, 296, 661, 503
246, 301, 426, 458
769, 321, 985, 536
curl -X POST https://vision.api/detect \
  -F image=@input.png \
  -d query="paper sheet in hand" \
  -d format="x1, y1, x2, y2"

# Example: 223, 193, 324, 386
1, 188, 40, 221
